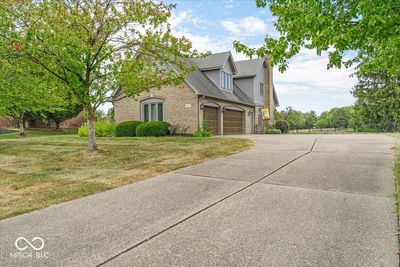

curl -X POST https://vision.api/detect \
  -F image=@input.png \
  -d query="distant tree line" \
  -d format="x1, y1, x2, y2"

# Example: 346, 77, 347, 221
274, 106, 353, 132
274, 65, 400, 133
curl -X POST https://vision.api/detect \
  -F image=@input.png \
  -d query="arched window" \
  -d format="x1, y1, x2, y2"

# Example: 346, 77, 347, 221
141, 98, 165, 122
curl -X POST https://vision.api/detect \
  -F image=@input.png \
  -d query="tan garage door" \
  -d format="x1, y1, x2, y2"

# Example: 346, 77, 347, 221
223, 109, 244, 134
203, 106, 219, 135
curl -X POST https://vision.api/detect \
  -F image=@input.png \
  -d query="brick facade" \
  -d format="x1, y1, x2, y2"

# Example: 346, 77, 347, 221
114, 85, 256, 135
114, 83, 199, 134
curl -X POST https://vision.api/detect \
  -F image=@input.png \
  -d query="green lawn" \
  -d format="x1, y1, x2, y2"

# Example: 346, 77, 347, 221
0, 131, 253, 219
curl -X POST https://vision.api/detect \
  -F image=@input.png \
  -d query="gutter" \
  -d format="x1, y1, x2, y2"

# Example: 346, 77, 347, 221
233, 75, 256, 79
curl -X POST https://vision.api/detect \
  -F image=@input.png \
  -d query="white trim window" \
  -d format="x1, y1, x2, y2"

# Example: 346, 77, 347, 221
220, 71, 232, 91
260, 82, 264, 96
141, 99, 164, 122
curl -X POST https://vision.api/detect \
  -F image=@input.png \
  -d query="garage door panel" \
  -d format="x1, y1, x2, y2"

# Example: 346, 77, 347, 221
224, 110, 244, 135
203, 106, 219, 135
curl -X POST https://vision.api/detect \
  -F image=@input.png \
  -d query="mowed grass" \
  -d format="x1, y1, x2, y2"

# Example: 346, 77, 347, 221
0, 131, 253, 219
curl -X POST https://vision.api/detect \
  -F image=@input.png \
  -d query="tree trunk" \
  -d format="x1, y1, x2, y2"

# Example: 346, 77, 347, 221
19, 116, 25, 136
56, 122, 60, 131
87, 113, 97, 151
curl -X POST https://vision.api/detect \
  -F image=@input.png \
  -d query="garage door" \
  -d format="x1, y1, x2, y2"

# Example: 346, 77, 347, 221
203, 106, 219, 135
223, 109, 244, 134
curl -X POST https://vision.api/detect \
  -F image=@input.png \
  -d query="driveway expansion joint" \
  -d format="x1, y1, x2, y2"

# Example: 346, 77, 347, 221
171, 172, 252, 183
262, 181, 395, 199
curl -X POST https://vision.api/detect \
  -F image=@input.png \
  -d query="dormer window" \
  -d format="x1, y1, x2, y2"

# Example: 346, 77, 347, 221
220, 71, 232, 91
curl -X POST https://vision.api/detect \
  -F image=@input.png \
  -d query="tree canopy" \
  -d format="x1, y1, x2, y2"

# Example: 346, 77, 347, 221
235, 0, 400, 76
0, 56, 65, 135
351, 71, 400, 131
0, 0, 196, 150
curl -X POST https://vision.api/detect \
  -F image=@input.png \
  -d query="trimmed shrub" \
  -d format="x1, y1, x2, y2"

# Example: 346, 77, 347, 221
77, 122, 115, 137
266, 128, 282, 134
275, 120, 289, 134
116, 121, 143, 137
136, 121, 170, 137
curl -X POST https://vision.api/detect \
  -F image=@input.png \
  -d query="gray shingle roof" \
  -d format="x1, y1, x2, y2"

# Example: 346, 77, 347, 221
191, 52, 232, 71
234, 58, 265, 78
185, 59, 255, 106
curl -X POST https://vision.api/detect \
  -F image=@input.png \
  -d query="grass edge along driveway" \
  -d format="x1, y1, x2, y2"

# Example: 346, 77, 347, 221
0, 131, 253, 220
390, 133, 400, 252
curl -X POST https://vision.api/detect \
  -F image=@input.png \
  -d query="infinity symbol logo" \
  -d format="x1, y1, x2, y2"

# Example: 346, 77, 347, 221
15, 237, 45, 251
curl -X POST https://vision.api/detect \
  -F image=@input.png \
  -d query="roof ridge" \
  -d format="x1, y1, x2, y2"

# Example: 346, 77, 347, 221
190, 51, 231, 59
235, 58, 264, 63
207, 51, 231, 55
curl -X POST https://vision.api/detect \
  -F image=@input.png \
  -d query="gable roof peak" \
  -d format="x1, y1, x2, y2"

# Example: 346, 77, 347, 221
234, 57, 267, 78
190, 51, 238, 74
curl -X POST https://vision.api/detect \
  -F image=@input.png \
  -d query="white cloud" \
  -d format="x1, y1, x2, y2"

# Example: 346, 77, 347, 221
275, 49, 356, 93
169, 11, 190, 29
221, 16, 268, 36
274, 48, 357, 112
172, 30, 231, 53
223, 0, 235, 9
172, 28, 258, 62
169, 10, 210, 30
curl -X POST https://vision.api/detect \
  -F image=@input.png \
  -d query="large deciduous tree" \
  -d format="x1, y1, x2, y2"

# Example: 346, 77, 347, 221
331, 107, 351, 130
304, 111, 317, 129
0, 57, 65, 136
46, 102, 83, 130
0, 0, 195, 150
235, 0, 400, 76
351, 71, 400, 131
280, 106, 305, 132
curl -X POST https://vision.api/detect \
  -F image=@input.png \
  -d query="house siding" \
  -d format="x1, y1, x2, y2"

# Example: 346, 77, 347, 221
114, 83, 199, 134
203, 59, 235, 90
203, 69, 220, 88
222, 59, 234, 75
234, 77, 254, 100
254, 64, 266, 106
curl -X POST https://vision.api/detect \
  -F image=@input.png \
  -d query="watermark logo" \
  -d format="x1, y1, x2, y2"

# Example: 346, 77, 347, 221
15, 237, 45, 251
10, 237, 49, 260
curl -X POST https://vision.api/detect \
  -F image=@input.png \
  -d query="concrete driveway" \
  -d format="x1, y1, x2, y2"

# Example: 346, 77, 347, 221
0, 134, 398, 266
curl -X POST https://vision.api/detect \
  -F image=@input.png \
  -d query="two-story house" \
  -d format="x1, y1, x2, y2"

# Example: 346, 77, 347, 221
113, 51, 279, 135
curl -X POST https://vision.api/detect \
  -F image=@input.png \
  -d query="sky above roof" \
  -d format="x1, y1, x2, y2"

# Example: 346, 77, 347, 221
166, 0, 357, 114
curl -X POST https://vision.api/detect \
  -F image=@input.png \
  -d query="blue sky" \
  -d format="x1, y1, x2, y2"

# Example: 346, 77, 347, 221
166, 0, 357, 114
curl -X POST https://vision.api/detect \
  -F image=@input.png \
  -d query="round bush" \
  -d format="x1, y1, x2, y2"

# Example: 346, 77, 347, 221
266, 128, 282, 134
116, 121, 143, 137
136, 121, 170, 137
274, 120, 289, 134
